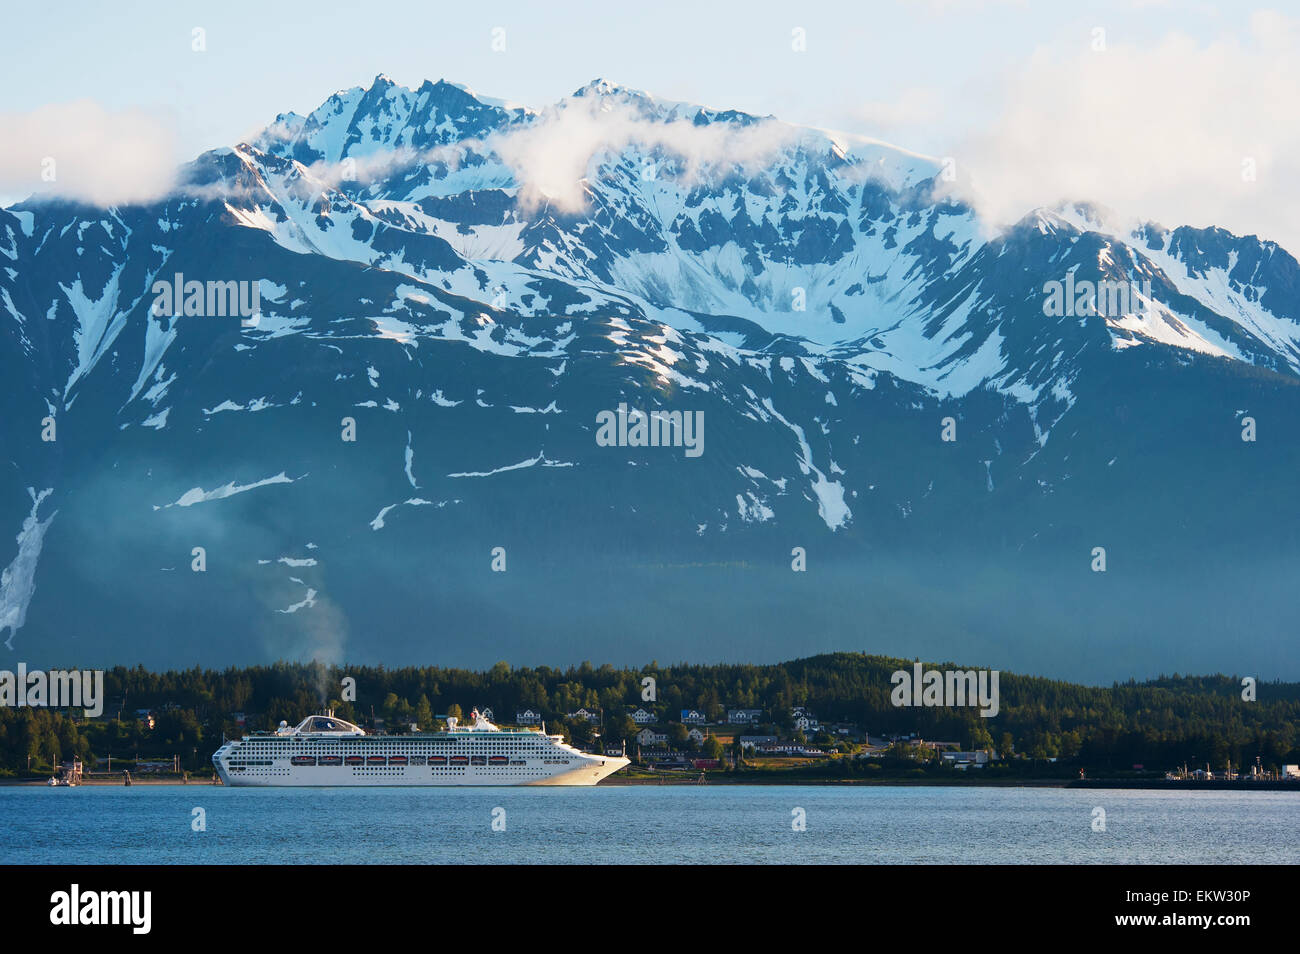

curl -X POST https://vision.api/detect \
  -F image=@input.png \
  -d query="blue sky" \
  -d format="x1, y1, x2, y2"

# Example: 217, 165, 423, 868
0, 0, 1242, 154
3, 1, 1299, 247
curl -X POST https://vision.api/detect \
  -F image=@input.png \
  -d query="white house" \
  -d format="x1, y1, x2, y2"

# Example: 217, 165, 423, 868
629, 707, 656, 725
567, 708, 600, 724
738, 735, 778, 749
680, 709, 707, 725
637, 728, 669, 746
686, 728, 706, 744
515, 708, 542, 726
941, 750, 991, 769
640, 749, 691, 765
793, 714, 820, 733
727, 709, 763, 724
756, 741, 827, 757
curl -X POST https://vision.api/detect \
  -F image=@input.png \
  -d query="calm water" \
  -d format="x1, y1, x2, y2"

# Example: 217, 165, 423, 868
1, 785, 1295, 864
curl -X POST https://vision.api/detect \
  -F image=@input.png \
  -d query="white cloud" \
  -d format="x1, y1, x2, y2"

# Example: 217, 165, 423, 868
948, 12, 1300, 250
485, 96, 801, 213
0, 101, 178, 206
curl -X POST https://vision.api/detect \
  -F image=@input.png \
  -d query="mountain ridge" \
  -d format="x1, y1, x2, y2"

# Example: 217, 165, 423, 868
2, 75, 1298, 681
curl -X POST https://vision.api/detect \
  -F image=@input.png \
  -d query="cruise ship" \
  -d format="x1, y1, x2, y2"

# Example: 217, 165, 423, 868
212, 710, 630, 786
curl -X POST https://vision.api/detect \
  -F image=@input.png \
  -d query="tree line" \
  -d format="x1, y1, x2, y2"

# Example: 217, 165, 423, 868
0, 653, 1295, 775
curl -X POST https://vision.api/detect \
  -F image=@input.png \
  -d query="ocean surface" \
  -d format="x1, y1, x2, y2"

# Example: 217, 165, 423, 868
1, 785, 1296, 864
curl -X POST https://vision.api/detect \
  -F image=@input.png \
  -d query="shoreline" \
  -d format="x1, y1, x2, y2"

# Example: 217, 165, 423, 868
0, 777, 223, 787
6, 776, 1297, 790
606, 776, 1300, 790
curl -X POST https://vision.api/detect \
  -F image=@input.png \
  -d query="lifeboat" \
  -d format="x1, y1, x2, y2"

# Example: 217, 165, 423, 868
449, 755, 469, 766
345, 755, 364, 766
429, 755, 448, 765
318, 755, 343, 766
489, 756, 508, 765
290, 755, 316, 767
366, 755, 387, 765
389, 755, 408, 765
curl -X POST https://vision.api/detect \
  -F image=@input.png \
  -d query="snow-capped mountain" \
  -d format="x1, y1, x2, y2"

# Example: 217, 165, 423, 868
2, 75, 1298, 679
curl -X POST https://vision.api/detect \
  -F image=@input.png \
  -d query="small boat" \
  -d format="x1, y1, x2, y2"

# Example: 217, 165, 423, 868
489, 756, 508, 765
388, 756, 408, 765
429, 755, 448, 765
449, 755, 469, 766
345, 755, 363, 766
470, 755, 487, 766
290, 755, 316, 767
366, 755, 387, 765
318, 755, 343, 766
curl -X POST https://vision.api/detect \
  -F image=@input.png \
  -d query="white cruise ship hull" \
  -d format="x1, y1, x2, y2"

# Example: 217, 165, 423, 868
214, 756, 629, 787
212, 716, 630, 787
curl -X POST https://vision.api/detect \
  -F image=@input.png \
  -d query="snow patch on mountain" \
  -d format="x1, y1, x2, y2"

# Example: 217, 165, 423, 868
162, 472, 297, 508
447, 452, 575, 478
277, 587, 317, 614
0, 489, 56, 650
60, 264, 126, 401
761, 398, 849, 531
